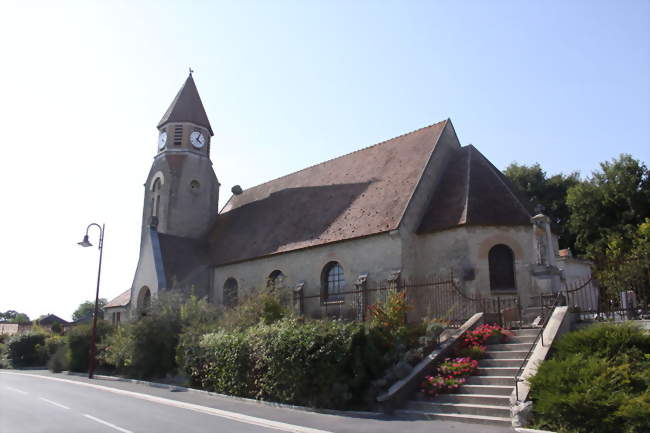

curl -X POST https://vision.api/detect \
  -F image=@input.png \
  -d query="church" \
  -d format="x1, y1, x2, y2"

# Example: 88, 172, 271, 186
104, 74, 577, 325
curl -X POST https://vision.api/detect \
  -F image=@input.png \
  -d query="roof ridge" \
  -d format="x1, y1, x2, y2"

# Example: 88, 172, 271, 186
232, 119, 449, 197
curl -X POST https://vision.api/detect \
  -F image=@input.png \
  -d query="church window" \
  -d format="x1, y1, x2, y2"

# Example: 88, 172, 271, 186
151, 178, 162, 218
138, 286, 151, 316
173, 125, 183, 145
268, 270, 285, 291
489, 244, 516, 291
322, 262, 345, 301
190, 180, 200, 191
223, 278, 238, 307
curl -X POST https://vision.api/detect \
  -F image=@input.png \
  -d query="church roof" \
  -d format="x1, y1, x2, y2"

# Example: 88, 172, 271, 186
104, 289, 131, 308
157, 74, 213, 135
417, 145, 534, 233
208, 120, 449, 265
158, 232, 211, 285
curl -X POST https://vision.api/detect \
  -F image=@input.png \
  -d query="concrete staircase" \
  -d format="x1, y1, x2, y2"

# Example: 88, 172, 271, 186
396, 328, 539, 426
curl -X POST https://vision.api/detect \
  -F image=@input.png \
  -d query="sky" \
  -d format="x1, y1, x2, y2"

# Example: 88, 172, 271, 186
0, 0, 648, 321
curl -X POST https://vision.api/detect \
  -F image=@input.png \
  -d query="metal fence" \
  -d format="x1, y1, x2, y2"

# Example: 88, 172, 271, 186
294, 274, 521, 327
555, 277, 650, 321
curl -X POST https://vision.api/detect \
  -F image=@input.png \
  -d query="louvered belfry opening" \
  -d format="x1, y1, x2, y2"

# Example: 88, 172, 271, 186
489, 244, 516, 291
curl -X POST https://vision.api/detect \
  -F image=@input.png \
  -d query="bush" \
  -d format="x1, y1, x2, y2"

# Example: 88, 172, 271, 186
101, 292, 222, 379
180, 318, 389, 409
7, 332, 47, 367
47, 345, 69, 372
529, 323, 650, 433
67, 321, 112, 372
553, 322, 650, 361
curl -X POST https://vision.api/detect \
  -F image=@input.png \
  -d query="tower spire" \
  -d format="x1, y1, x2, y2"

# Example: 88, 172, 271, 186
157, 74, 213, 135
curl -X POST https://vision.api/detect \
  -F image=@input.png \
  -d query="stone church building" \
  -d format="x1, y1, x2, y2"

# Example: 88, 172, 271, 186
104, 74, 573, 324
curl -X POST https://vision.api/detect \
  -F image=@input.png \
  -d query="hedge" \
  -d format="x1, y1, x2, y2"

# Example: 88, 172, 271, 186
180, 318, 390, 409
529, 322, 650, 433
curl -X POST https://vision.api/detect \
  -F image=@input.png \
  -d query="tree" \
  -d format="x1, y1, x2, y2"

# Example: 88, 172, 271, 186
504, 163, 579, 250
72, 299, 107, 322
0, 310, 30, 323
566, 154, 650, 262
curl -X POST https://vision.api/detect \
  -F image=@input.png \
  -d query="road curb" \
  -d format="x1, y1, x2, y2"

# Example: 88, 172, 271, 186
61, 371, 382, 420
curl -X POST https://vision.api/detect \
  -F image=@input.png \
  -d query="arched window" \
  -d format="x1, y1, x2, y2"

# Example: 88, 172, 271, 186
223, 278, 238, 307
267, 270, 285, 291
489, 244, 516, 291
138, 286, 151, 316
322, 262, 345, 300
151, 178, 162, 218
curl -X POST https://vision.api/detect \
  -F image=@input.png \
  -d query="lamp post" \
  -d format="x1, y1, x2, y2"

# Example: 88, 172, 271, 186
77, 223, 105, 379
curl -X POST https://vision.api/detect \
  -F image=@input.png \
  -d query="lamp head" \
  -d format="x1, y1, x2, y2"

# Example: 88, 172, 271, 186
78, 235, 92, 247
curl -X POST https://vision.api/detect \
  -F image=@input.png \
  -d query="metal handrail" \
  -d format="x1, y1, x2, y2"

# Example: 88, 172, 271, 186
514, 291, 563, 402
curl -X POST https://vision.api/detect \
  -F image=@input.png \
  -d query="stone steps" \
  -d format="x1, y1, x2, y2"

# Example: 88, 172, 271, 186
400, 327, 540, 426
485, 350, 528, 359
466, 375, 515, 386
403, 400, 511, 418
435, 393, 511, 406
480, 358, 526, 367
462, 384, 513, 395
394, 409, 512, 426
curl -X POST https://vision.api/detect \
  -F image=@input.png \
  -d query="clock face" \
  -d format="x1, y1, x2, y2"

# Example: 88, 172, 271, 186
190, 131, 206, 149
158, 131, 167, 150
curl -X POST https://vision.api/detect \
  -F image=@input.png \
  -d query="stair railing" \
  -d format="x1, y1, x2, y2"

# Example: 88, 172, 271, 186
514, 291, 563, 402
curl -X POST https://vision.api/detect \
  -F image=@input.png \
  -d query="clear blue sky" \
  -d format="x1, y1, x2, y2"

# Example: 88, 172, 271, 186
1, 0, 648, 320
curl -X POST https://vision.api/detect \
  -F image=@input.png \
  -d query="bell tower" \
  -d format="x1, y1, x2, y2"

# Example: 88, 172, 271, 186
141, 72, 220, 239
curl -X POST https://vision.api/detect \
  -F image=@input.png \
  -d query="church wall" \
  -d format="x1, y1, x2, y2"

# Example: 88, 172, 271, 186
129, 229, 160, 319
409, 225, 540, 307
398, 121, 461, 279
211, 232, 402, 317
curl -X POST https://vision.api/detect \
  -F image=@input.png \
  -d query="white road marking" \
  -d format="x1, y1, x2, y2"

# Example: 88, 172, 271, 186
84, 414, 134, 433
39, 397, 70, 410
4, 386, 28, 395
0, 372, 333, 433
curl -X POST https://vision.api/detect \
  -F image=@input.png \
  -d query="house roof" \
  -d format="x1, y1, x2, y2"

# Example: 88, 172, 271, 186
208, 120, 449, 265
418, 145, 534, 233
37, 314, 69, 326
157, 74, 213, 135
104, 289, 131, 308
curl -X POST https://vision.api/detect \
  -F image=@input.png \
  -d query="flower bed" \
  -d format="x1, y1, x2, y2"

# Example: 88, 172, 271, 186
419, 323, 510, 398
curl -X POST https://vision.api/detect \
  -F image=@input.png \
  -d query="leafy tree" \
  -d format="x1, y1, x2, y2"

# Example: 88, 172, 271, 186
504, 163, 579, 250
566, 154, 650, 261
14, 313, 30, 324
0, 310, 30, 323
72, 299, 107, 322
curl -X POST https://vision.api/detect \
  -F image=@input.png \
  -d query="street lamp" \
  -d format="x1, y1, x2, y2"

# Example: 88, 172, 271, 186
77, 223, 105, 379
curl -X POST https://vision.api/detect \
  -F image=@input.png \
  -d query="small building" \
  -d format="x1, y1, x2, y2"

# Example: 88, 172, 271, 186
103, 289, 131, 327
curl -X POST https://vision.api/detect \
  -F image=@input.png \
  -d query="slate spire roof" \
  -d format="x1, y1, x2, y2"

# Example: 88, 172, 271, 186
157, 73, 213, 135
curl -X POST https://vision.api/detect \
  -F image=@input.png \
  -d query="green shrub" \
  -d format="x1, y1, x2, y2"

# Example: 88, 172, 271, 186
553, 322, 650, 361
101, 292, 221, 379
47, 345, 69, 372
216, 288, 288, 331
529, 323, 650, 433
180, 318, 390, 409
67, 321, 112, 372
7, 332, 47, 367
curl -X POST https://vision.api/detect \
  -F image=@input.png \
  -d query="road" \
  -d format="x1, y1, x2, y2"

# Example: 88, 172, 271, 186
0, 370, 514, 433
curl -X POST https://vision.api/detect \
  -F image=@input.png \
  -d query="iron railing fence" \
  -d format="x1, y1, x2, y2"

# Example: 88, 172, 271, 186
295, 274, 521, 327
550, 277, 650, 321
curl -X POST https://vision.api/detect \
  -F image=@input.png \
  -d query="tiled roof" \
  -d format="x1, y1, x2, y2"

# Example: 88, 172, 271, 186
418, 145, 534, 233
209, 120, 449, 265
104, 289, 131, 308
158, 74, 213, 135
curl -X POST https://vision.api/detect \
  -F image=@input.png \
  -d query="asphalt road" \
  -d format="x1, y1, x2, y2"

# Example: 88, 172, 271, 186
0, 370, 515, 433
